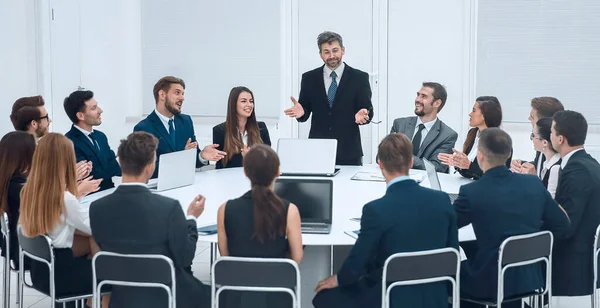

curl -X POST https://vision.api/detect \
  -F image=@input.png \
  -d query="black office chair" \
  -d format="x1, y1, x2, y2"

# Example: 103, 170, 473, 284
382, 247, 460, 308
462, 230, 553, 308
92, 251, 176, 308
16, 225, 93, 308
592, 224, 600, 308
211, 256, 301, 308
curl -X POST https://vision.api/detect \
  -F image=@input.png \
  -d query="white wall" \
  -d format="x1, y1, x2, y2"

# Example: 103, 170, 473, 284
0, 1, 40, 136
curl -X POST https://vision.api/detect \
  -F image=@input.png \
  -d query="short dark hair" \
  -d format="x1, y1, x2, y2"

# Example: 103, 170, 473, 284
478, 128, 512, 166
117, 132, 159, 176
376, 133, 413, 174
63, 90, 94, 124
422, 82, 448, 111
553, 110, 587, 147
10, 96, 45, 131
153, 76, 185, 103
531, 97, 564, 119
317, 31, 344, 52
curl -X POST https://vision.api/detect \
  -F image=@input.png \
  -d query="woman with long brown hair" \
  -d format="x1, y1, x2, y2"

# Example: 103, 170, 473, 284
0, 131, 36, 269
213, 86, 271, 169
438, 96, 511, 179
217, 144, 302, 307
19, 133, 109, 307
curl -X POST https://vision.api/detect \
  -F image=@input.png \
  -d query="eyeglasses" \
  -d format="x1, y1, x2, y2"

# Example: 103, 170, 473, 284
38, 115, 49, 121
530, 132, 542, 141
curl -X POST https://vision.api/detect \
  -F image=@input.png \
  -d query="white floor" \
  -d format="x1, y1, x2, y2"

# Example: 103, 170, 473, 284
1, 241, 594, 307
0, 241, 212, 307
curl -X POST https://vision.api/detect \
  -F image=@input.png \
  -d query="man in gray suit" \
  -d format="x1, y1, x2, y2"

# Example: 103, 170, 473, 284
390, 82, 457, 172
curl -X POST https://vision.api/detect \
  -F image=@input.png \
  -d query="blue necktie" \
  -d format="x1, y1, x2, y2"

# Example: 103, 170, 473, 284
88, 132, 100, 152
168, 119, 176, 147
328, 71, 338, 107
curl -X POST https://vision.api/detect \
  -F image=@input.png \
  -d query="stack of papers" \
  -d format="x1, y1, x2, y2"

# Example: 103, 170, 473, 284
197, 224, 218, 235
350, 172, 425, 183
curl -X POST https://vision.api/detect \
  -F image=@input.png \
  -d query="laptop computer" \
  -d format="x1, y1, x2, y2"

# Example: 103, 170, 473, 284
149, 148, 197, 192
423, 159, 459, 203
274, 178, 333, 234
277, 139, 340, 177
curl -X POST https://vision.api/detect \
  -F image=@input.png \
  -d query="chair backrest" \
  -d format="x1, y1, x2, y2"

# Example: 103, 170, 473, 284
499, 231, 553, 267
382, 248, 460, 308
92, 252, 176, 308
16, 225, 53, 264
211, 257, 301, 307
593, 224, 600, 300
0, 213, 8, 237
92, 252, 175, 285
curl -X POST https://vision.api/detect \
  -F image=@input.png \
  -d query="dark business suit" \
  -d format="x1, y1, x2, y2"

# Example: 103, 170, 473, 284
454, 166, 570, 305
390, 117, 458, 173
90, 185, 211, 308
297, 63, 373, 165
553, 149, 600, 296
313, 179, 458, 308
456, 140, 512, 180
212, 121, 271, 169
134, 111, 205, 178
65, 125, 121, 191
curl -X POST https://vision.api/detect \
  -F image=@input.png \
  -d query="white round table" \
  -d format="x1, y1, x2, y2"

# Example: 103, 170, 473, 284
86, 165, 475, 307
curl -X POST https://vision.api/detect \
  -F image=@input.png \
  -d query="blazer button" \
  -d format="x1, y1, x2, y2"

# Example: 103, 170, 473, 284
329, 127, 332, 131
329, 112, 332, 116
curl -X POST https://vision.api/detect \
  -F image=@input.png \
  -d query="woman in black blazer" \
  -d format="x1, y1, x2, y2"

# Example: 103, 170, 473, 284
0, 131, 36, 270
439, 96, 511, 179
213, 86, 271, 169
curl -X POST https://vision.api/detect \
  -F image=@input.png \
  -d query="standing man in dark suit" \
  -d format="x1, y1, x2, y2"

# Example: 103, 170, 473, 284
511, 96, 563, 175
284, 31, 373, 165
312, 133, 458, 308
390, 82, 458, 173
134, 76, 226, 178
90, 132, 211, 308
454, 128, 570, 308
550, 110, 600, 301
64, 90, 121, 192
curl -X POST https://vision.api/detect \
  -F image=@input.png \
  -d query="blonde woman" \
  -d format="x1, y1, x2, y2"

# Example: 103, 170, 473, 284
20, 133, 109, 307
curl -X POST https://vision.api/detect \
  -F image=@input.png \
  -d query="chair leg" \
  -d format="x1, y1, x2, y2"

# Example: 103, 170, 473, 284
3, 263, 10, 308
16, 272, 20, 305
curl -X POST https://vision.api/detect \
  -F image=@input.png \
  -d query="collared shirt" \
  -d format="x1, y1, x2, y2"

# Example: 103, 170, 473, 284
154, 109, 174, 132
120, 181, 197, 221
541, 153, 561, 198
73, 124, 98, 150
467, 132, 481, 162
413, 117, 438, 146
239, 129, 248, 146
560, 148, 584, 169
386, 175, 413, 189
323, 62, 345, 95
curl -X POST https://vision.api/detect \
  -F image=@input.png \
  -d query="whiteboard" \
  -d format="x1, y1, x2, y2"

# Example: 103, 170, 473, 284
141, 0, 282, 118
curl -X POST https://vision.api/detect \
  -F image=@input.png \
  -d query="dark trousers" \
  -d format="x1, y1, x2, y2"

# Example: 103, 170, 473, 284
313, 280, 379, 308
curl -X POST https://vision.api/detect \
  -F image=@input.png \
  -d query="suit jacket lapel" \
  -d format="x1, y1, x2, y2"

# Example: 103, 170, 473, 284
149, 112, 176, 151
316, 65, 329, 105
71, 126, 102, 161
332, 63, 351, 106
418, 119, 441, 156
405, 117, 417, 141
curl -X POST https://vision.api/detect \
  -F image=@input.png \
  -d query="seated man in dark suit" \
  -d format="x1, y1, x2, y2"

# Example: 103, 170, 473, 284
64, 90, 121, 192
454, 128, 570, 308
390, 82, 458, 173
134, 76, 226, 178
90, 132, 211, 308
313, 133, 459, 308
550, 110, 600, 301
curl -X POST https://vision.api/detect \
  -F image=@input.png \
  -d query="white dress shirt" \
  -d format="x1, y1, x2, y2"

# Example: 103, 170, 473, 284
48, 191, 92, 248
412, 117, 438, 147
73, 124, 99, 150
560, 148, 584, 169
120, 182, 197, 221
541, 153, 561, 198
323, 63, 345, 95
467, 132, 481, 162
153, 110, 208, 164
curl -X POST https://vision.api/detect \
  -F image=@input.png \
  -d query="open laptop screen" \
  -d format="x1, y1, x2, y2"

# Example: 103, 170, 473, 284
423, 159, 442, 191
274, 179, 333, 223
277, 139, 337, 175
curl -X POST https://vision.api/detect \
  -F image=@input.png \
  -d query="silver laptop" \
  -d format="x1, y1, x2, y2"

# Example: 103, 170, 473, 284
277, 139, 340, 177
274, 178, 333, 234
423, 159, 458, 203
150, 148, 197, 192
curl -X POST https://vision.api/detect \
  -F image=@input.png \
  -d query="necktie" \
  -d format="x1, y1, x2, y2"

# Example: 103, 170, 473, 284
168, 119, 176, 146
412, 124, 426, 155
88, 132, 100, 152
327, 71, 338, 107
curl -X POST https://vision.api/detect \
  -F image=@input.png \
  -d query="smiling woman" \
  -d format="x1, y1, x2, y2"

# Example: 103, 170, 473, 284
213, 86, 272, 169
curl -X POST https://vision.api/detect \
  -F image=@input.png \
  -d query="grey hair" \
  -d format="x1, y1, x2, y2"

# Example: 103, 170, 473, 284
317, 31, 344, 52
